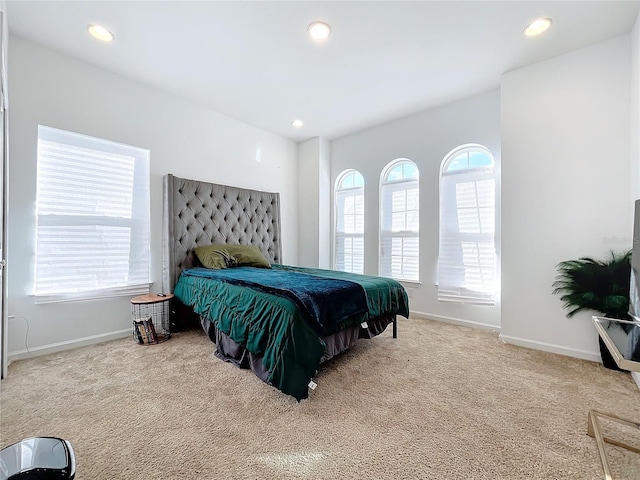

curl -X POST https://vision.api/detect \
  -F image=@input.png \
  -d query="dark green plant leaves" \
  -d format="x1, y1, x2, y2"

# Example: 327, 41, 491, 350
552, 250, 631, 318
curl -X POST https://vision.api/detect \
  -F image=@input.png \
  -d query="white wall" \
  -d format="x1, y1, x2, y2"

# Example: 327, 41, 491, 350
7, 36, 298, 360
318, 138, 331, 269
632, 10, 640, 202
501, 35, 631, 361
0, 0, 7, 379
297, 136, 331, 268
627, 14, 639, 402
331, 89, 501, 329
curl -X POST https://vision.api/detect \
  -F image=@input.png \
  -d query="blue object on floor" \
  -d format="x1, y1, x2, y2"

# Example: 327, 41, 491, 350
0, 437, 75, 479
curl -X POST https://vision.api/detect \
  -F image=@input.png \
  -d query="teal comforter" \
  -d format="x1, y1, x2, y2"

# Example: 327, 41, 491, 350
174, 264, 409, 400
179, 266, 369, 334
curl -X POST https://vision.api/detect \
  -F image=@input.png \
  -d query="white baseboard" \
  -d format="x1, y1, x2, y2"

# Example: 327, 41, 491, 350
409, 310, 500, 333
7, 328, 131, 364
413, 311, 640, 391
498, 333, 601, 363
410, 311, 597, 360
8, 316, 639, 391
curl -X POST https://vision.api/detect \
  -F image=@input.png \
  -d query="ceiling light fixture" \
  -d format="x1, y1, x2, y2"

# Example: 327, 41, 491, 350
291, 119, 304, 128
524, 17, 552, 37
308, 21, 331, 41
87, 24, 114, 42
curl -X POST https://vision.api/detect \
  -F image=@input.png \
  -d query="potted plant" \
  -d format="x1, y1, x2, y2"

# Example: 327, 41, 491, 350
552, 250, 631, 370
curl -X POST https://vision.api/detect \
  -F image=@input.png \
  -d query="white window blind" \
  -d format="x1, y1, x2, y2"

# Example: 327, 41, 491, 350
380, 160, 419, 282
438, 146, 496, 305
35, 125, 150, 302
334, 170, 364, 274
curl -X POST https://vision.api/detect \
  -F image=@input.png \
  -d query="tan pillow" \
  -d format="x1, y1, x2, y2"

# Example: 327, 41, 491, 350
194, 244, 271, 269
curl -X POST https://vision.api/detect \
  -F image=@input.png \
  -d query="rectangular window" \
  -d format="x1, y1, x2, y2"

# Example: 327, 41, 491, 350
438, 168, 495, 305
335, 188, 364, 274
35, 126, 150, 302
380, 179, 419, 282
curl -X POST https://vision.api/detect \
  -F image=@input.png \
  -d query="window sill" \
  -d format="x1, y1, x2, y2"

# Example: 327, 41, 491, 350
33, 284, 151, 304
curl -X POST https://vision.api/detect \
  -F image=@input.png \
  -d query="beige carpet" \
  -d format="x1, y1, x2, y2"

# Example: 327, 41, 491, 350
1, 317, 640, 480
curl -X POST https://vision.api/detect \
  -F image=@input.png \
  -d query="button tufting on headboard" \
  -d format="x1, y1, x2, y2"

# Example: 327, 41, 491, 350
163, 174, 282, 293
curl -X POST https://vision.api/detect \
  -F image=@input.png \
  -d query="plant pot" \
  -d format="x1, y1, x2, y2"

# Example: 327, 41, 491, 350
598, 336, 625, 371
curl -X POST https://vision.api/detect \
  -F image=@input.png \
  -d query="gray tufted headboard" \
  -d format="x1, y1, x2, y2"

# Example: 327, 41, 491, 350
162, 174, 282, 293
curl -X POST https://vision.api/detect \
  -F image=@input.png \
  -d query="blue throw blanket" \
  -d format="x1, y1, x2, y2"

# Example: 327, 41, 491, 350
181, 267, 369, 333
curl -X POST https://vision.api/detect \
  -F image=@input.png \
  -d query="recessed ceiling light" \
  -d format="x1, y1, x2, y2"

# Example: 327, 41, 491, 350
291, 119, 304, 128
308, 21, 331, 42
87, 24, 114, 42
524, 17, 552, 37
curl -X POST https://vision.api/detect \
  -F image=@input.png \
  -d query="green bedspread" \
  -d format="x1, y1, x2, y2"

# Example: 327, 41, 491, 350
174, 264, 409, 400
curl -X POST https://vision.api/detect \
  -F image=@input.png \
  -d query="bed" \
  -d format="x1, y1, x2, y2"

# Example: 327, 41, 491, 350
162, 174, 409, 400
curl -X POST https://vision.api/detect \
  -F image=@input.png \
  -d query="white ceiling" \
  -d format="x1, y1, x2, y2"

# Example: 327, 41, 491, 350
7, 1, 640, 142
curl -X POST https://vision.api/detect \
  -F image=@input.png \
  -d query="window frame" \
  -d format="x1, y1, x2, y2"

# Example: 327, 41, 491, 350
34, 125, 151, 303
379, 158, 420, 283
333, 169, 365, 274
437, 144, 496, 305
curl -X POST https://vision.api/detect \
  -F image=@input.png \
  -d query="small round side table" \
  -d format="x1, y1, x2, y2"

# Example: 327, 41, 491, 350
130, 293, 173, 344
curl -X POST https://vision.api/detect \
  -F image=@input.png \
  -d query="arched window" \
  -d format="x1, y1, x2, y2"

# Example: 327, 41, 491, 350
334, 170, 364, 273
438, 145, 496, 305
379, 159, 419, 282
